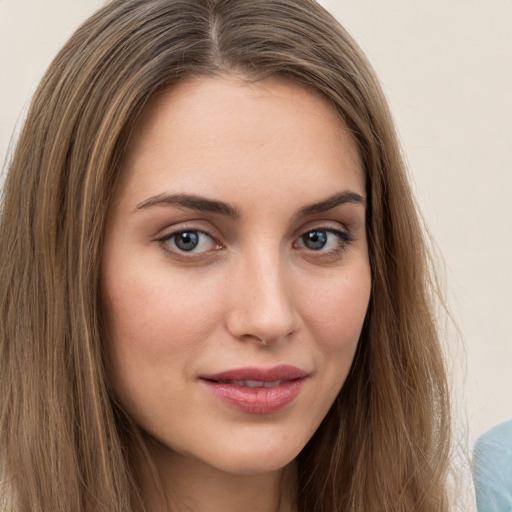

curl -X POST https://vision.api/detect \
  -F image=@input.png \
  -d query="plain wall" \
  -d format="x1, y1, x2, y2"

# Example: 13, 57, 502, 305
1, 0, 511, 445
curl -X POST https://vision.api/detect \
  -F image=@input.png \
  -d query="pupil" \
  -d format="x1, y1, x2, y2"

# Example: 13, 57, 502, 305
304, 230, 327, 250
175, 231, 199, 251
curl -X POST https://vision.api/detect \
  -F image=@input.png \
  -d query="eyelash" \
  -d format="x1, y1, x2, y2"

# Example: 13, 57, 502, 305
156, 226, 354, 259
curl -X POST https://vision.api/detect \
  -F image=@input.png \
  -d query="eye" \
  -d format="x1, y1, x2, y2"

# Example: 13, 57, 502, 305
160, 229, 217, 253
296, 228, 351, 251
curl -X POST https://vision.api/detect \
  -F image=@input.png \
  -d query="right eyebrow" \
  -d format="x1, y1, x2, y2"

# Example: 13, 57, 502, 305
296, 191, 366, 217
134, 193, 241, 218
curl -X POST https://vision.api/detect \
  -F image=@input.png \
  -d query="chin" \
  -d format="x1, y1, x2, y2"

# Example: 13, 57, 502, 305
204, 451, 298, 476
199, 430, 309, 475
150, 426, 307, 477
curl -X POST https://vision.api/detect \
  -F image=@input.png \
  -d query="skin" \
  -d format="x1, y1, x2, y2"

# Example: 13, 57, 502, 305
101, 75, 371, 512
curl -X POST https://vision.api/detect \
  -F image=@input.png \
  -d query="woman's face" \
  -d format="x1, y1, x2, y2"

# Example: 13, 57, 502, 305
101, 76, 371, 475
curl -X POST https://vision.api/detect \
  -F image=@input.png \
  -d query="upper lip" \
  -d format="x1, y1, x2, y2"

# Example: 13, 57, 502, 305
200, 365, 308, 382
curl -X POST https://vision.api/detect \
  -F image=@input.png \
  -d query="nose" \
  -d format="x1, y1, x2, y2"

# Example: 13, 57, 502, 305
225, 248, 299, 346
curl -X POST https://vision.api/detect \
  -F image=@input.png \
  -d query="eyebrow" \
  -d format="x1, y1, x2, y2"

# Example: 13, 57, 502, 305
296, 191, 366, 217
134, 190, 365, 217
135, 193, 241, 218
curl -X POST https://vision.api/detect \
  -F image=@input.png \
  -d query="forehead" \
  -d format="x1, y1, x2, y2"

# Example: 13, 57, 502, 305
117, 75, 365, 206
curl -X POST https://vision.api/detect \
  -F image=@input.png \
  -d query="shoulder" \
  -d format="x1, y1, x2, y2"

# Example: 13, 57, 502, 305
473, 419, 512, 512
474, 420, 512, 472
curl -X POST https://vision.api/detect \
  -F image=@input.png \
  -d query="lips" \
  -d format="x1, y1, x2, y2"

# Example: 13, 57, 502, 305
216, 379, 285, 388
200, 365, 307, 414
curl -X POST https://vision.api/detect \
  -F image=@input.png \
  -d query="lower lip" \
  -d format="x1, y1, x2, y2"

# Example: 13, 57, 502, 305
202, 378, 305, 414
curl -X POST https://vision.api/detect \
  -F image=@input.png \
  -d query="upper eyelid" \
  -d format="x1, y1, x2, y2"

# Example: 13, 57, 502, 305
294, 219, 352, 237
158, 226, 209, 239
296, 227, 353, 244
154, 222, 219, 241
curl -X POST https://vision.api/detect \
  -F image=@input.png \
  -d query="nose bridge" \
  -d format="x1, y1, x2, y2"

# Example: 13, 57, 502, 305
226, 242, 297, 344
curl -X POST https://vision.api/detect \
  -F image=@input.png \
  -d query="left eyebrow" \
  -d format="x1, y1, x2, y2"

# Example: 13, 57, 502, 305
296, 191, 366, 217
134, 193, 241, 218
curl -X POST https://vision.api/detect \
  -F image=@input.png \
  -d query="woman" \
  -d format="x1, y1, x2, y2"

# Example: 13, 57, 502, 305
0, 0, 451, 510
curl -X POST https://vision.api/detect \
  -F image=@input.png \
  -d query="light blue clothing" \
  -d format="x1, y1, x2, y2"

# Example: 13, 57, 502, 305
473, 420, 512, 512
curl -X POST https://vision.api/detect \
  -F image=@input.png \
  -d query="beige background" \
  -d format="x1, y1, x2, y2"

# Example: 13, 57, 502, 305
1, 0, 511, 446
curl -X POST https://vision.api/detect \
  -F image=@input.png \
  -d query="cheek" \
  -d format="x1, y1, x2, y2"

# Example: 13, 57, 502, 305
292, 266, 371, 436
101, 266, 224, 409
304, 269, 371, 355
101, 269, 222, 426
103, 265, 219, 350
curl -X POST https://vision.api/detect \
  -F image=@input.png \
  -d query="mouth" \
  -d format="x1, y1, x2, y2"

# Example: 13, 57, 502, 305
213, 379, 287, 388
200, 365, 308, 414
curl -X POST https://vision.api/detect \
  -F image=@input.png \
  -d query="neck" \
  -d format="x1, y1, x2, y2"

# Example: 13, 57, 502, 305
136, 438, 297, 512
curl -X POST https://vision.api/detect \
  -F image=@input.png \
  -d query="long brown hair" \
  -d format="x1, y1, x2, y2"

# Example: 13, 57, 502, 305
0, 0, 450, 510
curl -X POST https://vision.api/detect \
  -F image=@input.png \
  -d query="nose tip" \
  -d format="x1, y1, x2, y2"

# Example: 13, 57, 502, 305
225, 260, 298, 346
227, 305, 295, 345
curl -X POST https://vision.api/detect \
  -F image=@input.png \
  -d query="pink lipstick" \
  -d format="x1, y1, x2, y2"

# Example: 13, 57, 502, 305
200, 365, 307, 414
